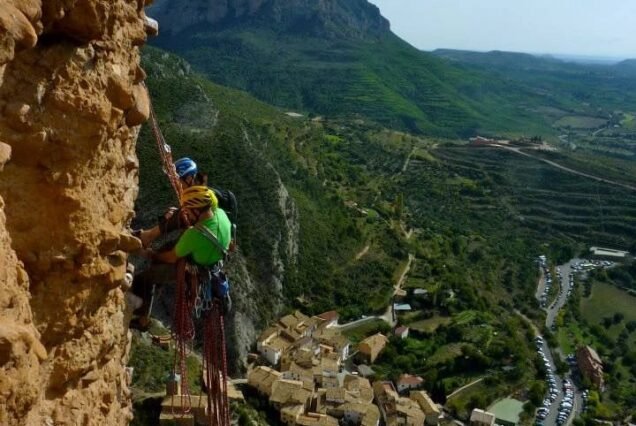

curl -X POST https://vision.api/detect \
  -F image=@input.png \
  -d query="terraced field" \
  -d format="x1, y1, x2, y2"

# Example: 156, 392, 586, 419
411, 146, 636, 248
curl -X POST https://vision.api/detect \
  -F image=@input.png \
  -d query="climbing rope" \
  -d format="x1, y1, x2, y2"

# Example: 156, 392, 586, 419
173, 264, 230, 425
143, 82, 183, 200
171, 260, 194, 415
203, 303, 230, 426
145, 84, 230, 425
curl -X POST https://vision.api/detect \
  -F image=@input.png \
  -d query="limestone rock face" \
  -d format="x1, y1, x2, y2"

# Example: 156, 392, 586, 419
0, 0, 151, 424
148, 0, 390, 38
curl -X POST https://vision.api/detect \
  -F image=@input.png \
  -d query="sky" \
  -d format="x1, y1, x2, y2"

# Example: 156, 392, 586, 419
368, 0, 636, 59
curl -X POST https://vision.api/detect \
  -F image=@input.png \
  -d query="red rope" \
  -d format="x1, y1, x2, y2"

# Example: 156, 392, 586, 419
218, 310, 230, 425
143, 82, 183, 200
202, 303, 230, 425
171, 260, 193, 415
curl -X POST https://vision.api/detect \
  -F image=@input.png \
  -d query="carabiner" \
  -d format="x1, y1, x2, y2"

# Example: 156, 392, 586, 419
194, 296, 203, 319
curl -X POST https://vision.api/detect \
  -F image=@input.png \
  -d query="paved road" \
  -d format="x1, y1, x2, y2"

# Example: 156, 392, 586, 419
554, 259, 586, 424
336, 315, 381, 332
533, 257, 587, 425
539, 338, 565, 426
546, 258, 584, 329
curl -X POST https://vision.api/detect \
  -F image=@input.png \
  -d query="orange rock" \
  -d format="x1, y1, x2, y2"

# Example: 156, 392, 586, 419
107, 75, 135, 109
0, 3, 38, 49
0, 142, 10, 169
0, 0, 148, 424
125, 84, 150, 126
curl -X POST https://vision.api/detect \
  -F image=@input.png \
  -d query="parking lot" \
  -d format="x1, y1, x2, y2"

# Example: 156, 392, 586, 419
534, 257, 593, 425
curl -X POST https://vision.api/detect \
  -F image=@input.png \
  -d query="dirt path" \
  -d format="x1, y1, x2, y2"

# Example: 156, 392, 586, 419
500, 146, 636, 192
394, 254, 415, 295
514, 309, 540, 336
354, 244, 370, 261
378, 254, 416, 326
399, 222, 414, 240
446, 377, 485, 399
402, 147, 415, 172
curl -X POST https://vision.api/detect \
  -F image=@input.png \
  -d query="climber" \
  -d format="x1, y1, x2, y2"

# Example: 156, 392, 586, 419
131, 185, 233, 329
135, 157, 237, 249
151, 185, 231, 266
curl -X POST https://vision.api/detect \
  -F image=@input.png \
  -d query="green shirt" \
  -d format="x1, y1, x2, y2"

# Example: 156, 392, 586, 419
175, 208, 232, 266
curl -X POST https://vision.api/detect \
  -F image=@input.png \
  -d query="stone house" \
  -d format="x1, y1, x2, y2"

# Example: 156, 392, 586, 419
396, 374, 424, 393
470, 408, 495, 426
576, 345, 604, 389
358, 333, 388, 364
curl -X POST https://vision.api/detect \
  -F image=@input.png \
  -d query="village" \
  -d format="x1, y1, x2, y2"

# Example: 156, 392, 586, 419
246, 309, 442, 425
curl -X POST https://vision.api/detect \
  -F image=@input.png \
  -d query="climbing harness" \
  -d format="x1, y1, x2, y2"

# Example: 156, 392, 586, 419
144, 84, 231, 425
194, 223, 228, 259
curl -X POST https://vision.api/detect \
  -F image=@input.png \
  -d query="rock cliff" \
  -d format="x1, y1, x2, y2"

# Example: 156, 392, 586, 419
0, 0, 152, 424
148, 0, 390, 38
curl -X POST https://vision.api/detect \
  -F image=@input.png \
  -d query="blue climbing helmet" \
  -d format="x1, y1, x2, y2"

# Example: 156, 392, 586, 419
174, 157, 198, 179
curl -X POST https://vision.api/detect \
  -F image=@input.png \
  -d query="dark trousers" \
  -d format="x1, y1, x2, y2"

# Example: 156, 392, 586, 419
131, 264, 175, 319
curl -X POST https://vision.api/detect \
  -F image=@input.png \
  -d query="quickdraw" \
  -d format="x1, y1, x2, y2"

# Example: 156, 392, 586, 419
193, 277, 215, 319
173, 261, 230, 425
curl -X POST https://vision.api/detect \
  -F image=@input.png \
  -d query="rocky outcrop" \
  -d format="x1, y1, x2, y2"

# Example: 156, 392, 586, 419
148, 0, 390, 38
0, 0, 152, 424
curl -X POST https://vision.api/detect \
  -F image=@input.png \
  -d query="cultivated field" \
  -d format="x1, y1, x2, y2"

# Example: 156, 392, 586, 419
581, 281, 636, 326
553, 115, 607, 129
422, 146, 636, 248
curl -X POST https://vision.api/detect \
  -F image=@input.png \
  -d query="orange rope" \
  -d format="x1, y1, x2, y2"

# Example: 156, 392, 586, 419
143, 82, 183, 200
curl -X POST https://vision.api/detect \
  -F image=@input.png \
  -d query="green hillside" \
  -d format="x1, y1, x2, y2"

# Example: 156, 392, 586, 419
150, 19, 581, 138
149, 8, 636, 141
136, 47, 404, 319
433, 49, 636, 112
136, 46, 636, 328
132, 47, 636, 421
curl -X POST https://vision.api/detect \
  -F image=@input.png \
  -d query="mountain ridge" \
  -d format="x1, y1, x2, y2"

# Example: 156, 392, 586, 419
149, 0, 389, 38
148, 0, 636, 138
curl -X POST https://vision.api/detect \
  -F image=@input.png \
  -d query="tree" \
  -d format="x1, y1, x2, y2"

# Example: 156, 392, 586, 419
613, 312, 624, 324
528, 381, 546, 406
468, 394, 488, 411
431, 381, 447, 404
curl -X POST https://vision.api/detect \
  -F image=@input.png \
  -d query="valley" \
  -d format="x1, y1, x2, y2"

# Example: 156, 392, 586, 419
128, 47, 636, 424
1, 1, 634, 425
125, 1, 636, 425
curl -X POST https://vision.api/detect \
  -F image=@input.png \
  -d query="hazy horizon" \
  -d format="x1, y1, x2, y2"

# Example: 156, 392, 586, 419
369, 0, 636, 60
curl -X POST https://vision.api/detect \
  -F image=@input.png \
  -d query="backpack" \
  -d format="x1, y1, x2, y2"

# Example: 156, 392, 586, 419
210, 187, 237, 225
210, 186, 237, 242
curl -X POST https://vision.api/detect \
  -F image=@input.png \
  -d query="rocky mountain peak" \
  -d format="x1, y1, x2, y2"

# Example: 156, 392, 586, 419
148, 0, 390, 38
